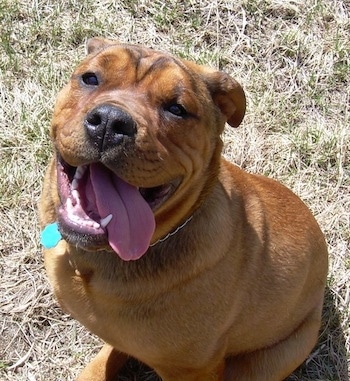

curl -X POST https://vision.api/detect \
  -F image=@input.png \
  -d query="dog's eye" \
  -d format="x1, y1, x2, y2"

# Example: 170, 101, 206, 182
81, 72, 99, 86
166, 104, 188, 117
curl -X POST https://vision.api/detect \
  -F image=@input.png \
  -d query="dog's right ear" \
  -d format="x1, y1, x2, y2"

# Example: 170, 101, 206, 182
86, 37, 119, 55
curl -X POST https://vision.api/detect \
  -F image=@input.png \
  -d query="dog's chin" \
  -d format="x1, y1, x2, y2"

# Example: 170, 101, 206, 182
56, 156, 181, 252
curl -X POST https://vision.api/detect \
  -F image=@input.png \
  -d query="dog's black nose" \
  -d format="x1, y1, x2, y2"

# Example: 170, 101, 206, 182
84, 104, 136, 150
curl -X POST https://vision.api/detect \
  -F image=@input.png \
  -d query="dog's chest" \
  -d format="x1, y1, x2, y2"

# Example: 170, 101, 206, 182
57, 254, 229, 365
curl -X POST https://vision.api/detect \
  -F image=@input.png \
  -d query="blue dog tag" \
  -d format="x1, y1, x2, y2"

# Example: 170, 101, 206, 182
40, 222, 62, 249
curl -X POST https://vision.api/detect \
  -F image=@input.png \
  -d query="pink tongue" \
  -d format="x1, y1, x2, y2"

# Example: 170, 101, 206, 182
89, 163, 155, 261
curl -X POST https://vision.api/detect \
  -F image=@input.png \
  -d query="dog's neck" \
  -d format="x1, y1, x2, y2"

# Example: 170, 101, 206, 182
150, 215, 193, 247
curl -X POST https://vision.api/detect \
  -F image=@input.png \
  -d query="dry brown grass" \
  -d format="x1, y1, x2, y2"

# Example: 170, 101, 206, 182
0, 0, 349, 380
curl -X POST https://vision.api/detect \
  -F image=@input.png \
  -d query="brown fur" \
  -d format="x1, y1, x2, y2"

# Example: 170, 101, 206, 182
39, 38, 328, 381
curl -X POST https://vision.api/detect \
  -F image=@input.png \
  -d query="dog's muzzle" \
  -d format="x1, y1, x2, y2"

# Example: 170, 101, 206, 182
84, 104, 136, 152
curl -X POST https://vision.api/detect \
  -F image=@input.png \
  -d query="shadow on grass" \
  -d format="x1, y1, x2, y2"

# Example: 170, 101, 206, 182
117, 287, 348, 381
118, 359, 160, 381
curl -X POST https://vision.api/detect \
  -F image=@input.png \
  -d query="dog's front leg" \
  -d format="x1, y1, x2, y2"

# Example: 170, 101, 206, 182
76, 343, 127, 381
155, 361, 225, 381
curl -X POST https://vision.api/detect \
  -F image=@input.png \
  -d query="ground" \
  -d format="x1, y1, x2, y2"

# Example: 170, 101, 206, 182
0, 0, 349, 380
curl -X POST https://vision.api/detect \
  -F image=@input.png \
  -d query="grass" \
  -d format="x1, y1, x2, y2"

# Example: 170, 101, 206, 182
0, 0, 349, 380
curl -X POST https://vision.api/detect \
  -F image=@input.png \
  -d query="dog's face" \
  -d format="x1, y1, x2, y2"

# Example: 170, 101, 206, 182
48, 38, 245, 260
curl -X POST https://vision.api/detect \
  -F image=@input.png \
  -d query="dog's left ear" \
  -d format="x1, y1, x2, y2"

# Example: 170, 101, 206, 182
185, 61, 246, 127
204, 70, 246, 128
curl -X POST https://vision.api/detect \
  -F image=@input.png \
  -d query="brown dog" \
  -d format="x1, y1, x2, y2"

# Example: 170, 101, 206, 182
39, 37, 328, 381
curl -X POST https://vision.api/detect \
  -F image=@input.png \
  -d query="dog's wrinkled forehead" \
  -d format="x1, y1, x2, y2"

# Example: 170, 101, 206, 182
68, 39, 246, 128
78, 43, 201, 94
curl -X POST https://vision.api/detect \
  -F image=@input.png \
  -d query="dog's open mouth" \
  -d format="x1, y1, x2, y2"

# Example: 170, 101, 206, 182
56, 157, 180, 260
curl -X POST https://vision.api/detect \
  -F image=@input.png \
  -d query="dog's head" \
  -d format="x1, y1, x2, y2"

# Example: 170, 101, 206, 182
48, 37, 245, 260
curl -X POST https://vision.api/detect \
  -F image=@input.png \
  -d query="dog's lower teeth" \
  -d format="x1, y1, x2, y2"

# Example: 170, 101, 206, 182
72, 189, 81, 204
75, 166, 86, 180
87, 220, 100, 229
100, 214, 113, 228
72, 178, 79, 190
72, 189, 79, 198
